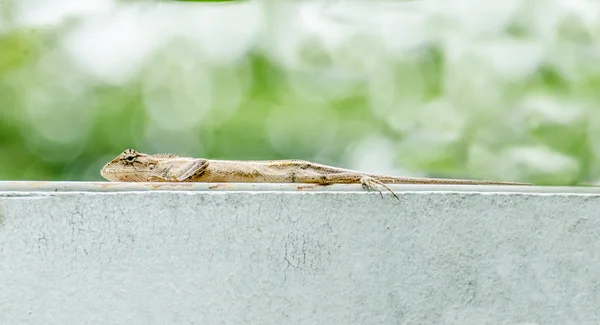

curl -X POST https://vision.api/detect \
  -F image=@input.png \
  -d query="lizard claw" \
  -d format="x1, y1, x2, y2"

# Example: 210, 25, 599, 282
360, 176, 400, 200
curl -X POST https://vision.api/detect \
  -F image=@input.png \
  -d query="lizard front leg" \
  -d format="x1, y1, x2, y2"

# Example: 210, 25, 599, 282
149, 159, 209, 182
295, 172, 399, 200
359, 176, 400, 200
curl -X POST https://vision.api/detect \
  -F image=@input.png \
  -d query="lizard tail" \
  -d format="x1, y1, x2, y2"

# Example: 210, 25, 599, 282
371, 175, 530, 186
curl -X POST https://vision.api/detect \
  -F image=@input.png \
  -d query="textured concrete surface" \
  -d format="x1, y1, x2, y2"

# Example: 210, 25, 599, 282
0, 183, 599, 324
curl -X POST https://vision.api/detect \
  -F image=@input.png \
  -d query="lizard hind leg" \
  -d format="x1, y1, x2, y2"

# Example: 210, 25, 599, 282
294, 172, 400, 200
360, 176, 400, 200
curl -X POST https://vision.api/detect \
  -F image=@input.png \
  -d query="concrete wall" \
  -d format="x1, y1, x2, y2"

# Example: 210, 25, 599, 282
1, 182, 599, 324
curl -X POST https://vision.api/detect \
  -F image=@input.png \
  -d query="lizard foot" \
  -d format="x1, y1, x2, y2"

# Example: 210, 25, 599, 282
360, 176, 399, 200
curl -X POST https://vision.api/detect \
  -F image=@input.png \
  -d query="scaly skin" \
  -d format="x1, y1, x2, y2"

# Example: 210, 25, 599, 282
101, 149, 530, 199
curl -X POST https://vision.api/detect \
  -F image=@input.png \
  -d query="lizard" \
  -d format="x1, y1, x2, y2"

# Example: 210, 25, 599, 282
100, 149, 530, 200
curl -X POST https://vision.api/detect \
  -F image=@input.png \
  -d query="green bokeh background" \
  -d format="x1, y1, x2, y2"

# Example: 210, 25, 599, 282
1, 0, 599, 185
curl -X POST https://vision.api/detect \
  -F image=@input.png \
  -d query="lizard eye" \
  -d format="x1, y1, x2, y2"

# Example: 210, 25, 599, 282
124, 155, 136, 163
148, 163, 155, 170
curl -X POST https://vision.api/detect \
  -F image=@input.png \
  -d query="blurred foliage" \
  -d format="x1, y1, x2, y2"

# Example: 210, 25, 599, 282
0, 0, 599, 185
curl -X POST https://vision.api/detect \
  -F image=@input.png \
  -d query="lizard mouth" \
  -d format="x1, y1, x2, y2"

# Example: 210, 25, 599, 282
101, 164, 154, 182
100, 166, 129, 179
101, 170, 149, 182
100, 168, 120, 181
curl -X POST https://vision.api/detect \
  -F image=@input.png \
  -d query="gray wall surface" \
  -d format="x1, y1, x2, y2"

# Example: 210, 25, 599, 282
0, 182, 599, 325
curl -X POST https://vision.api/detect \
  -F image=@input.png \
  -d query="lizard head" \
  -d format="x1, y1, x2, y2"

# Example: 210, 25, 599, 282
101, 148, 176, 182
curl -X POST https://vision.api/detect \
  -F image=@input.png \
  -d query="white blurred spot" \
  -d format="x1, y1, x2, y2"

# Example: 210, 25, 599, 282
518, 93, 586, 127
444, 36, 544, 82
61, 1, 261, 86
559, 0, 600, 31
286, 69, 362, 105
170, 1, 263, 63
142, 57, 213, 131
504, 146, 580, 182
19, 52, 95, 147
61, 5, 162, 85
366, 61, 425, 119
346, 136, 410, 176
14, 0, 114, 27
433, 0, 521, 38
475, 38, 544, 81
24, 88, 95, 145
390, 99, 466, 142
208, 64, 249, 123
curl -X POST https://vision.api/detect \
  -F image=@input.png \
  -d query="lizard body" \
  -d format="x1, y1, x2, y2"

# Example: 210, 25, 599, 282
101, 149, 530, 199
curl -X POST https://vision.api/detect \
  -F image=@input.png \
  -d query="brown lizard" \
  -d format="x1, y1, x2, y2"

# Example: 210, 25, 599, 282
100, 149, 530, 199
